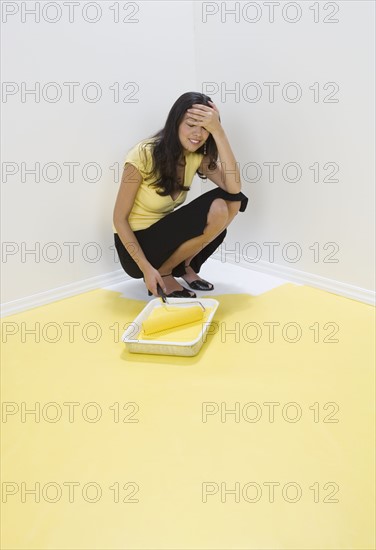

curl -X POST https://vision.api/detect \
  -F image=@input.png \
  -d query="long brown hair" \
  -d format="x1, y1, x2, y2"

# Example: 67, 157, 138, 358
139, 91, 219, 196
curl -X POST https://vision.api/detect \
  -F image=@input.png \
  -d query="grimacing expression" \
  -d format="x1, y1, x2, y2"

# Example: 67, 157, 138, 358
178, 112, 209, 153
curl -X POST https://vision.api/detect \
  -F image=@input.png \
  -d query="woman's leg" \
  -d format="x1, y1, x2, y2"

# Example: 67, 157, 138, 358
114, 188, 248, 292
158, 199, 240, 293
182, 200, 241, 283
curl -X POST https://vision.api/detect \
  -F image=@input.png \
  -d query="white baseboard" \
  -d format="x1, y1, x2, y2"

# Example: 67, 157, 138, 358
0, 270, 129, 318
1, 260, 374, 318
210, 252, 375, 306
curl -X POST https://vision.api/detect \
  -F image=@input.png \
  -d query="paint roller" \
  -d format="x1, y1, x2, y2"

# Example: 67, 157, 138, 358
141, 283, 205, 336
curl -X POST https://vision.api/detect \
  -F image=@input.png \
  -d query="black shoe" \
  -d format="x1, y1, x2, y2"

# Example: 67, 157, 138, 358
181, 264, 214, 291
146, 273, 196, 298
147, 288, 197, 298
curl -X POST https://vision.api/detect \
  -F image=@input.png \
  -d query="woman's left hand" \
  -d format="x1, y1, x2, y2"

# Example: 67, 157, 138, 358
186, 101, 222, 134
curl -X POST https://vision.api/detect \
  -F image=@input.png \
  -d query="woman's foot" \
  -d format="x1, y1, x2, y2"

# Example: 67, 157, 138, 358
181, 264, 214, 291
158, 274, 196, 298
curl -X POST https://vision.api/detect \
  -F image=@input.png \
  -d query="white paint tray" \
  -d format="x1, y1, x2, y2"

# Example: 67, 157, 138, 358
122, 297, 219, 356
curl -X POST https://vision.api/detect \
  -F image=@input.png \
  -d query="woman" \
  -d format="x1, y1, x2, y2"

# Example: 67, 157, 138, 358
113, 91, 249, 298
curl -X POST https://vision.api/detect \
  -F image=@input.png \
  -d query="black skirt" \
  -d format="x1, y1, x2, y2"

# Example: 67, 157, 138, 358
114, 187, 249, 279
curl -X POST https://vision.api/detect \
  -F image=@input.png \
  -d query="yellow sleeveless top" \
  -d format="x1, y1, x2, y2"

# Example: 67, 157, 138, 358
113, 138, 204, 232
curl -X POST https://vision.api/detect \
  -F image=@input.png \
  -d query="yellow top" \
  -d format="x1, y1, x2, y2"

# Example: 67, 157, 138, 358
113, 138, 204, 232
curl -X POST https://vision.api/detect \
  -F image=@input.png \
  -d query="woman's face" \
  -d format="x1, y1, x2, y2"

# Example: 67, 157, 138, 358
178, 111, 209, 154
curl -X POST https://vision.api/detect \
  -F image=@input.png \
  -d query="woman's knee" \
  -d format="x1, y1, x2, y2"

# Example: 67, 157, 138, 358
207, 198, 229, 226
114, 240, 144, 278
225, 200, 242, 218
118, 260, 143, 279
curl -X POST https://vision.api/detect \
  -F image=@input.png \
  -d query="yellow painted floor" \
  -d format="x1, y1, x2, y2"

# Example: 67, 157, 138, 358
1, 283, 375, 549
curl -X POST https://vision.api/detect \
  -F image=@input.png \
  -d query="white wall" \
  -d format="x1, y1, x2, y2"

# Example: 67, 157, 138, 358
193, 0, 375, 300
1, 0, 196, 306
1, 1, 374, 312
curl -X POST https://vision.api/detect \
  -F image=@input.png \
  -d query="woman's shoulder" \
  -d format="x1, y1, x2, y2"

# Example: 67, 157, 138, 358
128, 136, 157, 154
123, 137, 158, 177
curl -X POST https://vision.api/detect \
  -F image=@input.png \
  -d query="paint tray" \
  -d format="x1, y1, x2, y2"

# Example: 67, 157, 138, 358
122, 296, 219, 356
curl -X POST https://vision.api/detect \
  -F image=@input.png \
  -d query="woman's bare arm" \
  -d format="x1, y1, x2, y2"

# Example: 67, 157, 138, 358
113, 163, 151, 274
188, 101, 242, 193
